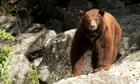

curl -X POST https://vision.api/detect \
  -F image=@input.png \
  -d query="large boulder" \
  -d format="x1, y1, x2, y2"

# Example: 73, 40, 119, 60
38, 29, 76, 84
119, 14, 140, 57
54, 51, 140, 84
98, 0, 125, 9
9, 28, 56, 84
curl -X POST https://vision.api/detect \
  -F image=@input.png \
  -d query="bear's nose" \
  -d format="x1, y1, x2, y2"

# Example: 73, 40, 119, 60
90, 20, 97, 27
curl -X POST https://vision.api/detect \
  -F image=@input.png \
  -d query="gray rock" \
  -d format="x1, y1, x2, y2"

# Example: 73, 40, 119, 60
119, 15, 140, 56
0, 15, 8, 25
98, 0, 125, 9
8, 28, 56, 84
0, 14, 32, 35
54, 51, 140, 84
38, 29, 76, 84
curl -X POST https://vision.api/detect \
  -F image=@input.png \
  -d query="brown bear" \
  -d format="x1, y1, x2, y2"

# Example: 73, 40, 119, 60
70, 8, 122, 77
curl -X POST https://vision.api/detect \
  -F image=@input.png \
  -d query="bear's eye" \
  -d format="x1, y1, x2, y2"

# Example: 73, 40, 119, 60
92, 15, 96, 18
98, 14, 101, 17
92, 15, 98, 19
85, 19, 90, 24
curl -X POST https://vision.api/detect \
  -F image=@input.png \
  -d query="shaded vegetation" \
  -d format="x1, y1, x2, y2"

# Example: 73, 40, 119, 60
0, 29, 15, 84
0, 0, 37, 14
28, 65, 40, 84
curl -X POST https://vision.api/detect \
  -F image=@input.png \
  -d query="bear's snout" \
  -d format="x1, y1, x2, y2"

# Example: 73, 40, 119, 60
89, 20, 97, 31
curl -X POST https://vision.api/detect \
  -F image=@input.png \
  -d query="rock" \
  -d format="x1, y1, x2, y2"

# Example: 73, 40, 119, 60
38, 29, 76, 84
9, 33, 41, 84
119, 15, 140, 56
0, 15, 9, 25
9, 53, 31, 84
26, 23, 42, 33
98, 0, 125, 9
68, 0, 93, 10
54, 51, 140, 84
0, 14, 32, 36
0, 15, 17, 29
121, 0, 140, 5
9, 28, 57, 84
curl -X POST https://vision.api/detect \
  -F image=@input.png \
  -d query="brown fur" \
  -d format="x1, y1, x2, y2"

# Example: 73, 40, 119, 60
70, 8, 122, 76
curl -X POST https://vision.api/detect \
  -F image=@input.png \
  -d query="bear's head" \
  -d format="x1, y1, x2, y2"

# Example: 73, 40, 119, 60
80, 9, 104, 32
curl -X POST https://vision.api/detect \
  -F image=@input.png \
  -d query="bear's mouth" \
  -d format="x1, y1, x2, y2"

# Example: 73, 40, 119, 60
88, 26, 97, 31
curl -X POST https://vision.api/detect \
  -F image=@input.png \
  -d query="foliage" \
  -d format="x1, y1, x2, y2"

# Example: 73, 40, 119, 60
0, 29, 15, 84
5, 4, 15, 13
0, 29, 15, 41
0, 46, 13, 84
0, 46, 12, 63
50, 72, 59, 81
1, 0, 38, 14
28, 65, 40, 84
25, 0, 38, 9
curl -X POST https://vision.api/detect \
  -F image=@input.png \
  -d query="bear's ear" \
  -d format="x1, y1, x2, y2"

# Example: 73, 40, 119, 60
99, 9, 105, 16
79, 10, 85, 16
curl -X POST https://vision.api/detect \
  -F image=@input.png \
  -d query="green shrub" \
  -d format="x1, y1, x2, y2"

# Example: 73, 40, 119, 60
6, 4, 15, 13
0, 29, 15, 41
1, 0, 37, 14
0, 29, 15, 84
0, 46, 13, 84
28, 65, 40, 84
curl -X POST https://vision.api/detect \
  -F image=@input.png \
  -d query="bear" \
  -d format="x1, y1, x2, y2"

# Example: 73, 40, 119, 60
70, 8, 122, 77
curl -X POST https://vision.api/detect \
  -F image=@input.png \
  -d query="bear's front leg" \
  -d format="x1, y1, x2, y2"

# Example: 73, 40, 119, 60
94, 33, 114, 72
71, 54, 85, 77
70, 42, 88, 76
70, 33, 90, 76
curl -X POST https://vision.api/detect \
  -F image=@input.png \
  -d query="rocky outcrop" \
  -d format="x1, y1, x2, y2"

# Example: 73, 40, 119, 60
54, 51, 140, 84
119, 15, 140, 57
9, 28, 56, 84
38, 29, 76, 84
